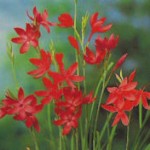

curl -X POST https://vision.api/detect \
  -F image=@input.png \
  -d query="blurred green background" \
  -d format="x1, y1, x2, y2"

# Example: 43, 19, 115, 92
0, 0, 150, 150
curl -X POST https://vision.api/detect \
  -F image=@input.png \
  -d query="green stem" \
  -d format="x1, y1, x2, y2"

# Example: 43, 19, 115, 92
106, 125, 117, 150
11, 63, 19, 90
126, 112, 131, 150
88, 61, 113, 149
133, 110, 150, 149
73, 0, 80, 90
30, 128, 39, 150
47, 103, 52, 133
133, 127, 146, 150
139, 100, 143, 128
75, 129, 79, 150
71, 134, 75, 150
82, 110, 88, 150
138, 129, 150, 150
89, 61, 113, 122
93, 62, 114, 134
59, 129, 62, 150
142, 110, 150, 127
99, 113, 113, 142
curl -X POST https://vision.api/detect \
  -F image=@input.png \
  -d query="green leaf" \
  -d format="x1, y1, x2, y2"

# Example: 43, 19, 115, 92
144, 144, 150, 150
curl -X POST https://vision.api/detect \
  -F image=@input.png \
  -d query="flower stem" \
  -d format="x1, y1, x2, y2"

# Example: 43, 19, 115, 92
73, 0, 80, 90
106, 125, 117, 150
11, 63, 19, 90
71, 134, 75, 150
99, 113, 113, 142
75, 129, 79, 150
93, 61, 114, 133
138, 129, 150, 150
126, 112, 131, 150
30, 128, 39, 150
139, 100, 143, 128
59, 129, 62, 150
47, 103, 53, 135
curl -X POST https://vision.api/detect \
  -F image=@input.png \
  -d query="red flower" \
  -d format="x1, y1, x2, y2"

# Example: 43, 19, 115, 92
54, 86, 95, 135
102, 71, 138, 126
95, 34, 119, 51
84, 46, 106, 65
11, 23, 40, 54
82, 92, 96, 104
102, 104, 130, 126
35, 77, 62, 105
56, 87, 83, 112
106, 75, 137, 108
27, 6, 56, 32
54, 110, 81, 135
49, 53, 84, 88
136, 90, 150, 109
28, 49, 51, 78
25, 115, 41, 132
88, 12, 112, 41
2, 87, 43, 132
68, 36, 80, 54
58, 13, 74, 28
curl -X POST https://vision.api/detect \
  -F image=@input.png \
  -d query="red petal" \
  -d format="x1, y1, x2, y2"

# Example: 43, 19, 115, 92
121, 82, 137, 91
120, 112, 129, 126
33, 117, 40, 132
41, 97, 52, 105
63, 124, 72, 135
106, 95, 118, 104
54, 119, 66, 126
70, 75, 85, 82
71, 120, 78, 128
30, 39, 39, 47
67, 62, 78, 75
28, 69, 44, 78
68, 36, 80, 54
90, 12, 98, 26
43, 77, 53, 89
101, 104, 117, 112
14, 27, 26, 36
123, 92, 136, 101
123, 101, 134, 111
29, 58, 40, 66
11, 37, 25, 43
33, 6, 38, 16
55, 53, 64, 73
112, 113, 121, 126
107, 87, 118, 93
142, 95, 150, 110
24, 95, 37, 104
18, 87, 24, 100
20, 42, 30, 54
113, 53, 128, 71
58, 13, 74, 28
129, 70, 136, 82
26, 117, 33, 128
41, 23, 50, 33
97, 24, 112, 32
84, 47, 96, 64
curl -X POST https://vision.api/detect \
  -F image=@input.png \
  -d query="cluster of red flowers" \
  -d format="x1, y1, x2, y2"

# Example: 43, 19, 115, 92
0, 88, 43, 132
54, 87, 95, 135
102, 70, 150, 126
1, 5, 148, 136
0, 6, 98, 134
